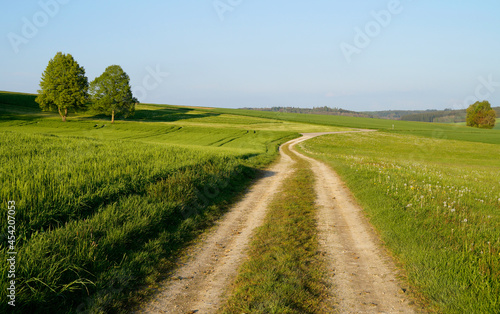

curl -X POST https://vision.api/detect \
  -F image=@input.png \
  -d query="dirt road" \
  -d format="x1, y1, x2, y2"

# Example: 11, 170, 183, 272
138, 131, 416, 313
293, 133, 416, 313
138, 139, 296, 313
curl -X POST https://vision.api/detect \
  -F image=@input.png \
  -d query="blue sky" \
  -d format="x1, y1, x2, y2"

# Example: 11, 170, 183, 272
2, 0, 500, 111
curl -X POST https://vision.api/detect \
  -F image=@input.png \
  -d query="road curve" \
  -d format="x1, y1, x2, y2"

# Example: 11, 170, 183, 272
291, 131, 416, 313
137, 130, 416, 313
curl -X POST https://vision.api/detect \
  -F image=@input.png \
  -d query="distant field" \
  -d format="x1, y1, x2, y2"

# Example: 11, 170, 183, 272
211, 108, 500, 145
455, 119, 500, 130
301, 132, 500, 313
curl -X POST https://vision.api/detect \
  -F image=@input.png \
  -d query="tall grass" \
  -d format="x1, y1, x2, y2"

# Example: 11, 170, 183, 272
0, 131, 232, 242
301, 132, 500, 313
0, 131, 264, 313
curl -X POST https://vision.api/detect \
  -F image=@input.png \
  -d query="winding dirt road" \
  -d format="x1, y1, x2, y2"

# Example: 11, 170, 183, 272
292, 132, 415, 313
138, 131, 417, 313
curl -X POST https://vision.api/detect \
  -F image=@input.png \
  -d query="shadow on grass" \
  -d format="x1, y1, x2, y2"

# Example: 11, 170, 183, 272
81, 107, 221, 123
0, 109, 48, 122
131, 107, 220, 122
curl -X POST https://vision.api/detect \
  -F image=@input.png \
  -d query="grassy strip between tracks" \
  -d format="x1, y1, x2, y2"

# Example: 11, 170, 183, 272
221, 144, 330, 314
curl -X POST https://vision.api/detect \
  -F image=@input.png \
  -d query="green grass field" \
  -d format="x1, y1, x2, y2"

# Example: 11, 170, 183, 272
0, 93, 329, 313
1, 131, 253, 312
300, 132, 500, 313
1, 91, 499, 313
211, 108, 500, 145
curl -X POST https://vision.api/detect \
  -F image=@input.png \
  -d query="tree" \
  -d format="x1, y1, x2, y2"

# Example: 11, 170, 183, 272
89, 65, 137, 123
36, 52, 89, 122
466, 101, 497, 129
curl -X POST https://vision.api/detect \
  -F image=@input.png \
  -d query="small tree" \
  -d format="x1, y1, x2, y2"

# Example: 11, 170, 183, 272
36, 52, 89, 122
90, 65, 137, 123
466, 101, 497, 129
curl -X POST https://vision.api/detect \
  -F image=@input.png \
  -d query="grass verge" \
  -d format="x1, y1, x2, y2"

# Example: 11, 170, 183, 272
221, 144, 329, 313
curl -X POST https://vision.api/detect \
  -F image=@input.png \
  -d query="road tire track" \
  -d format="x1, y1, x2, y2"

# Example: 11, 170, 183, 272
138, 140, 297, 313
291, 132, 417, 313
138, 130, 417, 313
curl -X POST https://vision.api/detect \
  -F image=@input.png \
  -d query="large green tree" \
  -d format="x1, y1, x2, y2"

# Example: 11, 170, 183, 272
466, 100, 496, 129
36, 52, 89, 122
90, 65, 137, 123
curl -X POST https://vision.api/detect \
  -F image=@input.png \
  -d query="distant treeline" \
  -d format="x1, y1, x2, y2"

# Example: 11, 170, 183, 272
400, 109, 467, 123
244, 105, 500, 123
400, 107, 500, 123
243, 106, 374, 118
365, 110, 440, 120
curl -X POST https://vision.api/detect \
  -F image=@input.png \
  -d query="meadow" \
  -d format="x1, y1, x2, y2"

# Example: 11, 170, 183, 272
1, 131, 253, 313
300, 132, 500, 313
1, 93, 339, 313
2, 91, 500, 313
212, 108, 500, 144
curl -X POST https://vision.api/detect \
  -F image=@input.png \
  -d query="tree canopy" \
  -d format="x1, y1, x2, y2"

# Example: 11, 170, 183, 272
35, 52, 89, 122
466, 101, 497, 129
90, 65, 137, 123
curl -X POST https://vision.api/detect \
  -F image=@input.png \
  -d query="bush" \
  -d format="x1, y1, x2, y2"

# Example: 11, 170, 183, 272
466, 101, 497, 129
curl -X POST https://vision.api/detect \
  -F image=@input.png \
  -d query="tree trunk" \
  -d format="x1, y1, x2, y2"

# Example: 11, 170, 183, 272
58, 107, 67, 122
111, 110, 115, 124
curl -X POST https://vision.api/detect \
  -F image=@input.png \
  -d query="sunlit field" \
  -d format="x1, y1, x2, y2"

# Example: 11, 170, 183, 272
301, 132, 500, 313
1, 91, 499, 313
0, 93, 318, 313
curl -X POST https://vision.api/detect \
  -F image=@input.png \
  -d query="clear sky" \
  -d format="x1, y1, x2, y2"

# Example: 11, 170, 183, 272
2, 0, 500, 111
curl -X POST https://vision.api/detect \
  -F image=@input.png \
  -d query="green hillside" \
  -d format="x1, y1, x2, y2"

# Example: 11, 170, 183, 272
1, 91, 499, 313
212, 107, 500, 145
0, 91, 343, 313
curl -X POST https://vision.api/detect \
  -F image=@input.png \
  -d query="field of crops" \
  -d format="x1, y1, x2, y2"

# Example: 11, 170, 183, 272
0, 130, 270, 312
300, 132, 500, 313
0, 93, 324, 313
2, 91, 500, 313
213, 108, 500, 145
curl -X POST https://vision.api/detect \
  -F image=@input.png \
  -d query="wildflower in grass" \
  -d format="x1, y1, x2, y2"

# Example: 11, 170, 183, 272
450, 208, 456, 213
